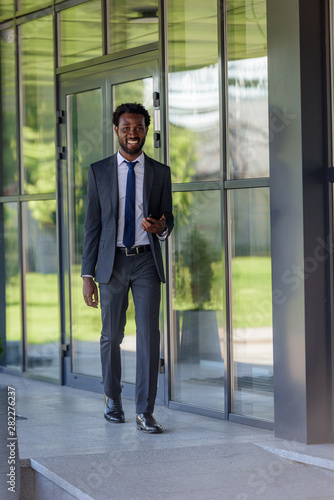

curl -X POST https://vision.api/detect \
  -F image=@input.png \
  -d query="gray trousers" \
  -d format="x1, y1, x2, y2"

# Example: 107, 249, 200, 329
99, 250, 161, 414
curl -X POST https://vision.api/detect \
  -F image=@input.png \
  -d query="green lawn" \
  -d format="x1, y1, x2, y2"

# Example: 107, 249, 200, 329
232, 256, 272, 328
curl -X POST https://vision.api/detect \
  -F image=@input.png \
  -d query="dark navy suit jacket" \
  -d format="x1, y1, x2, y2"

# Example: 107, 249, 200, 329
81, 152, 174, 283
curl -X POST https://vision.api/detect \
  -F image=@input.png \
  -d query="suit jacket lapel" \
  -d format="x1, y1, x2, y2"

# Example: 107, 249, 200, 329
107, 154, 119, 224
143, 153, 154, 218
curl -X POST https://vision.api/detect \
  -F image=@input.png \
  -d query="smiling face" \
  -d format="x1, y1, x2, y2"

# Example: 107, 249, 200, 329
115, 112, 148, 160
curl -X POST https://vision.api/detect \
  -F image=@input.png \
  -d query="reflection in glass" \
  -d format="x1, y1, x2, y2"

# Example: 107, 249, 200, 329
17, 1, 52, 11
0, 0, 13, 20
171, 190, 224, 410
112, 78, 154, 383
168, 0, 220, 183
67, 89, 103, 378
227, 0, 269, 179
23, 200, 59, 380
0, 29, 18, 195
60, 0, 102, 66
21, 16, 55, 194
110, 0, 158, 52
230, 188, 273, 420
0, 203, 21, 370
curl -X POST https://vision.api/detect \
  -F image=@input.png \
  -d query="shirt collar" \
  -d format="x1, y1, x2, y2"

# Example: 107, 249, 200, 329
117, 150, 144, 167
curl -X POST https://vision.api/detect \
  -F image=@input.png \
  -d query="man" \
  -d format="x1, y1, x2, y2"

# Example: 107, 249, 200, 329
81, 102, 173, 434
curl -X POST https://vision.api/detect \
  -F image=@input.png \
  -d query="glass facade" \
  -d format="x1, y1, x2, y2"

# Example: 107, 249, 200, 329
23, 200, 60, 380
67, 88, 103, 378
110, 0, 159, 52
0, 28, 17, 196
168, 0, 220, 183
230, 188, 273, 420
20, 16, 56, 194
60, 0, 102, 66
167, 0, 228, 414
225, 0, 272, 420
0, 0, 274, 427
1, 10, 59, 380
227, 0, 269, 179
18, 1, 52, 11
171, 190, 224, 410
0, 1, 14, 20
1, 203, 21, 371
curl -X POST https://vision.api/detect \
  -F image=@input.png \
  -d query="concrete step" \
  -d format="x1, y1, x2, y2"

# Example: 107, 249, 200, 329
20, 459, 91, 500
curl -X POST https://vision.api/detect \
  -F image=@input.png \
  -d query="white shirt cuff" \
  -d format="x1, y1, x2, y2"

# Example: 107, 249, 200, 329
157, 228, 168, 241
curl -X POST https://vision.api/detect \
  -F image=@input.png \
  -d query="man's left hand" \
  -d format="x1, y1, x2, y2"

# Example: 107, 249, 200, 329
142, 214, 167, 235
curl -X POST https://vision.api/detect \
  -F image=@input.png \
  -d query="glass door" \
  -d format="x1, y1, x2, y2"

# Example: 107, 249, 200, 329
66, 81, 105, 382
60, 60, 164, 402
111, 77, 154, 388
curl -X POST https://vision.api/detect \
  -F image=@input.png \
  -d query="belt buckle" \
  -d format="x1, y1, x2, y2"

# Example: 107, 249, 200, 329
125, 246, 138, 256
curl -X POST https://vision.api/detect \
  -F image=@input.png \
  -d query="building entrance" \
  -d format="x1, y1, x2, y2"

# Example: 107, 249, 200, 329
59, 58, 166, 403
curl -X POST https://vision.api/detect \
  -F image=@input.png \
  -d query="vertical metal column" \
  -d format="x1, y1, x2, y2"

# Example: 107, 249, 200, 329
267, 0, 333, 443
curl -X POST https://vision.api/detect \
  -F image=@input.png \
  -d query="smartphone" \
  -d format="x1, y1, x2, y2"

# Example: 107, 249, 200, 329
148, 214, 161, 224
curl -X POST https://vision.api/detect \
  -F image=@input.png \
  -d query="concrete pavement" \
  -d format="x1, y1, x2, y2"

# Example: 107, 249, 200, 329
1, 373, 334, 500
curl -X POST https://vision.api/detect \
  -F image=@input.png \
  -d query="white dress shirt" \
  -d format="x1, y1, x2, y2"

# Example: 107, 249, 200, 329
116, 151, 150, 247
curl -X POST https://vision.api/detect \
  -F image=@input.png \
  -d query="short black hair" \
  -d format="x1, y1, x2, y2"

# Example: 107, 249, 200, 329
112, 102, 151, 127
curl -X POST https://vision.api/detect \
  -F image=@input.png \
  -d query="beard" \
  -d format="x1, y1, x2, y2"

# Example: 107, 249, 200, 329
118, 135, 146, 156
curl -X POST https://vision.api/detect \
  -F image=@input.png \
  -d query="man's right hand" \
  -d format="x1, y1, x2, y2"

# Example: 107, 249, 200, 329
83, 277, 99, 308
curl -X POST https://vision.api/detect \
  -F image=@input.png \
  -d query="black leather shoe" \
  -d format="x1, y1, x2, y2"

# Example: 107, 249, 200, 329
136, 413, 163, 433
104, 396, 125, 423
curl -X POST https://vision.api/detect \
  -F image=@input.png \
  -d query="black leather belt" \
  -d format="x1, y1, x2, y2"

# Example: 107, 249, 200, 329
116, 244, 151, 256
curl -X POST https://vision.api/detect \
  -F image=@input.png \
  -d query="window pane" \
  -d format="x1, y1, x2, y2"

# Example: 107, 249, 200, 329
1, 29, 18, 195
18, 1, 52, 11
0, 0, 14, 20
67, 89, 103, 378
110, 0, 158, 52
23, 200, 59, 380
227, 0, 269, 179
0, 203, 21, 371
60, 0, 102, 66
168, 0, 220, 183
21, 16, 56, 194
230, 188, 273, 420
171, 190, 224, 411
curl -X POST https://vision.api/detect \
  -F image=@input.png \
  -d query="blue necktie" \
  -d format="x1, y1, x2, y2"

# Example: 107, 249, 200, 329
123, 160, 138, 249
